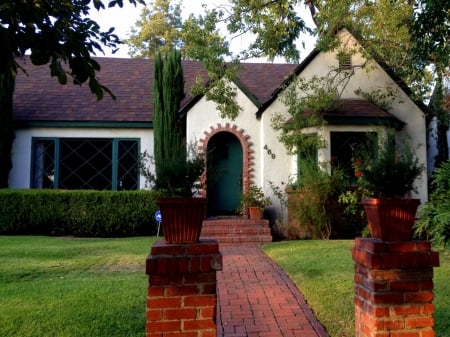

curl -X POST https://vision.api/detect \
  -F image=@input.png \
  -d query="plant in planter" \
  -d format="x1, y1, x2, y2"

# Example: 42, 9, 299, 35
287, 157, 346, 239
352, 132, 424, 241
152, 49, 207, 243
239, 185, 271, 219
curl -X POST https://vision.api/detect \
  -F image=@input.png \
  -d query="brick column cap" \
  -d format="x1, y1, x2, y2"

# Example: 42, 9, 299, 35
146, 240, 223, 276
353, 238, 440, 269
150, 239, 221, 256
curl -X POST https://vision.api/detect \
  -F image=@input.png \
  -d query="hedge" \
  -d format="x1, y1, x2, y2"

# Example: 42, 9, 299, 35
0, 189, 165, 237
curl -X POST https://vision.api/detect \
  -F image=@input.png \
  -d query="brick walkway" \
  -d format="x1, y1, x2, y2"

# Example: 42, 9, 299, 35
216, 245, 329, 337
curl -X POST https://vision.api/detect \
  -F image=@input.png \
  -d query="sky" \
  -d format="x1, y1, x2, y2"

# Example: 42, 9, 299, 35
89, 0, 317, 61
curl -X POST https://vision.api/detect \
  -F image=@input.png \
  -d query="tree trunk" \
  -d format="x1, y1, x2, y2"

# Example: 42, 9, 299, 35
431, 70, 449, 170
0, 56, 16, 188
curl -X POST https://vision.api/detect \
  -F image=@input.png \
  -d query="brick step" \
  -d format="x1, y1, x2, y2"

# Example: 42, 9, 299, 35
201, 235, 273, 244
202, 228, 271, 235
200, 217, 272, 244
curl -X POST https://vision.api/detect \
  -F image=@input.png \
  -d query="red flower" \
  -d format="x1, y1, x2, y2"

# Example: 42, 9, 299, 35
355, 171, 363, 178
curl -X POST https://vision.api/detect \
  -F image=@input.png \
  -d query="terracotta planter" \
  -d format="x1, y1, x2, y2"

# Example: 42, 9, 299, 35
156, 197, 207, 243
362, 198, 421, 241
248, 206, 263, 219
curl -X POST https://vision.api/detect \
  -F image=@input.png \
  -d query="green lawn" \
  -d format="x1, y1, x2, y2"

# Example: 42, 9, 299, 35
1, 237, 448, 337
263, 240, 450, 337
0, 236, 156, 337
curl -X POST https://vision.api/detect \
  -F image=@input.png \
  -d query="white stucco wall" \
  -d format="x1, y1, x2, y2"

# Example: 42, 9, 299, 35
185, 29, 429, 221
186, 82, 265, 185
9, 127, 154, 189
186, 82, 298, 213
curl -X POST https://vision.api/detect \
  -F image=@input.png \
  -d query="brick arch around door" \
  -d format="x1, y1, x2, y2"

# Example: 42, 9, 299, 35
199, 123, 255, 205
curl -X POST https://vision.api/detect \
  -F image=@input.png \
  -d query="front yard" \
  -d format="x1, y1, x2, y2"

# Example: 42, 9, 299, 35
0, 236, 448, 337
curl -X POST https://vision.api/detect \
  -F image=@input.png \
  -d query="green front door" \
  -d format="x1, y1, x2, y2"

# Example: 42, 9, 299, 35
207, 132, 243, 215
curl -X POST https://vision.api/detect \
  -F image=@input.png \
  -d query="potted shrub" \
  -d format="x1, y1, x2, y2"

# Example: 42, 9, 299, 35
239, 185, 271, 219
151, 49, 207, 243
154, 146, 206, 243
353, 132, 424, 241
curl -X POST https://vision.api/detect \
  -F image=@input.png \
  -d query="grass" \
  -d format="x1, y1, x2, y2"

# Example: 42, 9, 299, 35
0, 236, 156, 337
1, 237, 449, 337
263, 240, 450, 337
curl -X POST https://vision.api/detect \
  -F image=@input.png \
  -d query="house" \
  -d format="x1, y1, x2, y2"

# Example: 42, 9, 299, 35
10, 29, 428, 225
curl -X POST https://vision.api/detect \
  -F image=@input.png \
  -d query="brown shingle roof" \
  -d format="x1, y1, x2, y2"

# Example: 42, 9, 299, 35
323, 99, 394, 118
13, 57, 297, 124
322, 99, 405, 128
237, 63, 297, 103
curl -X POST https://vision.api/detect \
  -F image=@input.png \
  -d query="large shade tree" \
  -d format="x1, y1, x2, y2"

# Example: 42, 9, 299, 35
128, 0, 447, 117
0, 0, 143, 188
126, 0, 182, 58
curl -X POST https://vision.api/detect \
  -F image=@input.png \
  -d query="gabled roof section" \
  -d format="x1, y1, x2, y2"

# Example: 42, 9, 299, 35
234, 62, 298, 108
254, 50, 320, 118
251, 28, 429, 118
338, 28, 429, 116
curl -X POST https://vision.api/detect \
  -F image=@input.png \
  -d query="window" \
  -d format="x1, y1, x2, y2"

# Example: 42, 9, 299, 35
338, 53, 352, 71
31, 138, 140, 190
330, 132, 375, 183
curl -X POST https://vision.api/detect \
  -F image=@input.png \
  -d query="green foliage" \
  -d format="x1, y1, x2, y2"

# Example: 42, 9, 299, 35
272, 69, 353, 155
354, 85, 400, 111
0, 190, 163, 237
415, 160, 450, 248
239, 185, 271, 211
315, 0, 434, 101
337, 188, 368, 237
126, 0, 182, 58
182, 11, 241, 120
288, 158, 346, 239
409, 0, 450, 78
226, 0, 312, 62
353, 132, 423, 198
0, 0, 144, 187
1, 0, 144, 99
153, 50, 204, 196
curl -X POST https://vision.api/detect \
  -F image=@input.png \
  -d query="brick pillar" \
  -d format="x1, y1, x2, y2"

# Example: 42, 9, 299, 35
352, 238, 439, 337
146, 240, 222, 337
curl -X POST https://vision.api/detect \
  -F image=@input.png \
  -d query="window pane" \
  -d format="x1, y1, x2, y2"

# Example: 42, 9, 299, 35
117, 140, 139, 190
32, 140, 55, 188
59, 139, 112, 190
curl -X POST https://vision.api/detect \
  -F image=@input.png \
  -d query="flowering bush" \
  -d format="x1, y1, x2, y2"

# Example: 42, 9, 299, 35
353, 133, 423, 198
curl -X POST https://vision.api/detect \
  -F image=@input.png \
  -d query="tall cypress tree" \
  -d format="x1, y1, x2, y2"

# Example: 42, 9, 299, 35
153, 51, 165, 182
153, 49, 186, 193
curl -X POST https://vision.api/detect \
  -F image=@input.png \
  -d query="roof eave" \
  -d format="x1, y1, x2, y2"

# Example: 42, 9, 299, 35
323, 116, 405, 130
256, 49, 321, 118
14, 121, 153, 129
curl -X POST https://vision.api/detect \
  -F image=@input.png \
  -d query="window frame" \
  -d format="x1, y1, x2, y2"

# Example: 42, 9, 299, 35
31, 137, 141, 190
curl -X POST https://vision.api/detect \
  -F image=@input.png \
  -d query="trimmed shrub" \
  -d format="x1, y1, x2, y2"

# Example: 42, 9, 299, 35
0, 189, 165, 237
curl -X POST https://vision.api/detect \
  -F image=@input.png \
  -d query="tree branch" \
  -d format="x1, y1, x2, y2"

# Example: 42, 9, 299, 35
305, 0, 319, 28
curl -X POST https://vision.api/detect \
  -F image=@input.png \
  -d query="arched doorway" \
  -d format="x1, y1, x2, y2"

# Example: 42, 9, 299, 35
207, 132, 243, 215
